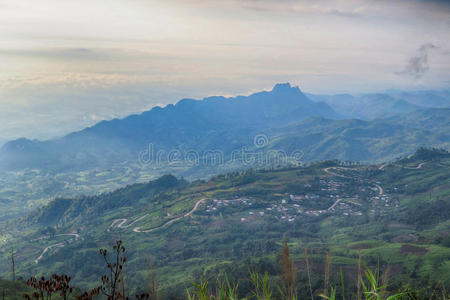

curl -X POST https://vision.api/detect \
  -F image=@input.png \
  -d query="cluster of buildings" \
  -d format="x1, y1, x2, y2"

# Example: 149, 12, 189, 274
203, 176, 391, 222
205, 197, 252, 213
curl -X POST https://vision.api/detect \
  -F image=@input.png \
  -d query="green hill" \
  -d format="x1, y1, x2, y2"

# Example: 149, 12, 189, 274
1, 149, 449, 297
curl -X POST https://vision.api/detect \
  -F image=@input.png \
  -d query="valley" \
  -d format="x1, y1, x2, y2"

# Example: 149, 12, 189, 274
1, 148, 448, 296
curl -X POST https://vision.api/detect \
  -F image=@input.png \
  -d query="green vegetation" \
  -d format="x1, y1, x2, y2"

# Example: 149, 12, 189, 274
0, 149, 449, 298
0, 278, 32, 300
5, 239, 447, 300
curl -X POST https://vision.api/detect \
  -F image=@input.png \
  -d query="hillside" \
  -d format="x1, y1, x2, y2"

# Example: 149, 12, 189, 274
1, 148, 449, 297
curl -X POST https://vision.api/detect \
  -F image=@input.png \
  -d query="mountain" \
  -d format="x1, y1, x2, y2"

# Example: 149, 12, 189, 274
387, 107, 450, 131
307, 90, 450, 120
0, 83, 338, 171
3, 149, 449, 295
387, 90, 450, 108
263, 110, 450, 162
307, 93, 421, 120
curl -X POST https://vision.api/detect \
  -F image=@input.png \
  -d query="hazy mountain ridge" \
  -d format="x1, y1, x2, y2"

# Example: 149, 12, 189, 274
2, 84, 450, 172
0, 83, 339, 171
307, 93, 426, 120
388, 90, 450, 108
263, 111, 450, 162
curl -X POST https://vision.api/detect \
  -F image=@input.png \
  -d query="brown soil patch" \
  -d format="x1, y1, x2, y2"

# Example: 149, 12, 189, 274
399, 244, 428, 255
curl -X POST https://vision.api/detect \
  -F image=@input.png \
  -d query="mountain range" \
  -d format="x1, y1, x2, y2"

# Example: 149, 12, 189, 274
1, 83, 449, 172
0, 83, 449, 220
0, 83, 339, 171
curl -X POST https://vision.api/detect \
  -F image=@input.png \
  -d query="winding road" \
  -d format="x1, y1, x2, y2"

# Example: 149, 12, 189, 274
107, 214, 149, 232
34, 233, 80, 264
379, 162, 425, 170
374, 183, 384, 195
107, 198, 207, 234
35, 243, 65, 264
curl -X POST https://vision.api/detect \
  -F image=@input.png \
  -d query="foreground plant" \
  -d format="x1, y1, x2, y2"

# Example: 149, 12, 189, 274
23, 274, 73, 300
215, 274, 242, 300
279, 241, 297, 300
249, 271, 273, 300
361, 268, 403, 300
186, 276, 210, 300
319, 267, 405, 300
98, 240, 127, 300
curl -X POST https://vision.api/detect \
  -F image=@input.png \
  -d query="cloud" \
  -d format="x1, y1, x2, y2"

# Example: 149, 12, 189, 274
234, 0, 363, 18
396, 43, 437, 79
0, 47, 110, 61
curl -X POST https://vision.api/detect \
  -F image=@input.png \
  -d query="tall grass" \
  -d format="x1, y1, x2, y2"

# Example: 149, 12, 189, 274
17, 240, 449, 300
249, 271, 273, 300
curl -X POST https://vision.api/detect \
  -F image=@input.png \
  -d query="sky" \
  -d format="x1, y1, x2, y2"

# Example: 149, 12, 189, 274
0, 0, 449, 142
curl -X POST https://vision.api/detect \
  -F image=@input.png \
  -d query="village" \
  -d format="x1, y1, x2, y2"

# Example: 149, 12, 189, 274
203, 175, 396, 222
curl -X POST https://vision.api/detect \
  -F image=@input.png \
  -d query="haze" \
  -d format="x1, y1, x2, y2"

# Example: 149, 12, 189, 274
0, 0, 449, 141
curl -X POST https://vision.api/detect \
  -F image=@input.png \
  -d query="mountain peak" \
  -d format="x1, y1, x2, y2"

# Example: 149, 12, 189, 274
272, 83, 301, 94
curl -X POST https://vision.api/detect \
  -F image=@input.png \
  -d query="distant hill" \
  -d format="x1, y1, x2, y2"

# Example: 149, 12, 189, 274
0, 83, 339, 171
388, 90, 450, 108
307, 90, 450, 120
307, 93, 421, 120
263, 110, 450, 162
387, 107, 450, 131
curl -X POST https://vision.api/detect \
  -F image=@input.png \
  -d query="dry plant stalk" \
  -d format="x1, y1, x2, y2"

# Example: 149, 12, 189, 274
357, 254, 362, 300
281, 240, 297, 299
304, 248, 314, 300
324, 249, 332, 297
